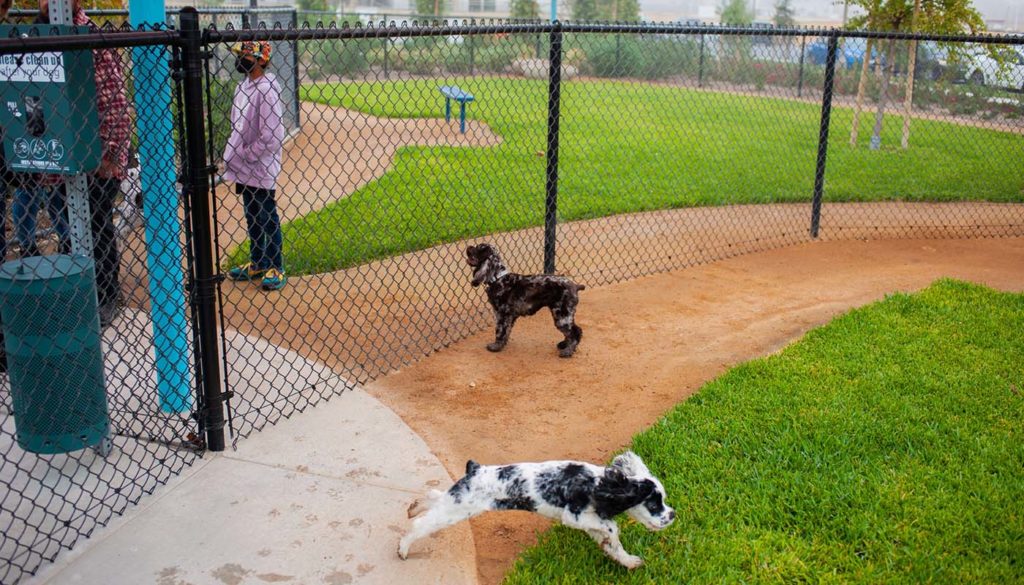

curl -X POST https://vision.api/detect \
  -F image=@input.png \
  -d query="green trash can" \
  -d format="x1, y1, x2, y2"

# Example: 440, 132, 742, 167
0, 255, 110, 455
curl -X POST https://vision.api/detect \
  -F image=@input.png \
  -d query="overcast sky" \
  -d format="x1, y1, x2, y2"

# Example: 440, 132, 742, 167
637, 0, 1023, 30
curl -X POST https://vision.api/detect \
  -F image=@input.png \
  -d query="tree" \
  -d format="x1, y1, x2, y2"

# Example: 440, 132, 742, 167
718, 0, 752, 25
571, 0, 639, 21
414, 0, 445, 17
298, 0, 329, 11
510, 0, 539, 19
773, 0, 795, 27
604, 0, 640, 21
845, 0, 985, 149
81, 0, 124, 7
572, 0, 599, 20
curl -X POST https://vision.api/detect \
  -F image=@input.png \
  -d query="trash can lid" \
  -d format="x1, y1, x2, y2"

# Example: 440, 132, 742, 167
0, 255, 94, 282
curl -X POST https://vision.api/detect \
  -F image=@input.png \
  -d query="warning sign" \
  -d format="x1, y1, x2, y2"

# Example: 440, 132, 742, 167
0, 24, 99, 175
0, 52, 66, 83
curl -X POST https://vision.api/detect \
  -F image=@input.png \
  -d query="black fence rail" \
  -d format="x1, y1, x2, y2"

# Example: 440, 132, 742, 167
1, 13, 1023, 584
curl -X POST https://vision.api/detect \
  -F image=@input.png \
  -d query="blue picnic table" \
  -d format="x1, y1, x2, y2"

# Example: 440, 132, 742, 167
439, 85, 475, 134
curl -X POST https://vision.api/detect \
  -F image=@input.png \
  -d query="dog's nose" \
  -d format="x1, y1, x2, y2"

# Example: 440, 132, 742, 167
667, 510, 676, 521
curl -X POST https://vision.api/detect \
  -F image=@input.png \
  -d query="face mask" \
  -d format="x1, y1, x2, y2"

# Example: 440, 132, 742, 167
234, 57, 256, 75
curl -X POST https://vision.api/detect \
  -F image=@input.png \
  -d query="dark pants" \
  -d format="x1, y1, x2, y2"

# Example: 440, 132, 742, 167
238, 184, 283, 272
89, 176, 121, 309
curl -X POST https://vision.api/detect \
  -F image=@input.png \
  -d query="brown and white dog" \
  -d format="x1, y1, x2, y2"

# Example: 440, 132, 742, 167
466, 243, 585, 357
398, 451, 675, 568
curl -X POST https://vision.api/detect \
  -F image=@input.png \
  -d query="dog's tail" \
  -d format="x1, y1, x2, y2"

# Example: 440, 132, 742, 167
577, 284, 586, 292
407, 489, 445, 518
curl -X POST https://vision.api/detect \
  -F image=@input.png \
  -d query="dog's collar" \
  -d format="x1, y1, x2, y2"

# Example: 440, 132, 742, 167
487, 269, 510, 285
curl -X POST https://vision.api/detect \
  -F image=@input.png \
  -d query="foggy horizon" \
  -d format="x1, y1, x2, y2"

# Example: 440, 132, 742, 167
639, 0, 1023, 30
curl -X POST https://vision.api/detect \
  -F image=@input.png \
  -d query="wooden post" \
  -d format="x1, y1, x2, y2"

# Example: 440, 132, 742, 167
850, 38, 873, 146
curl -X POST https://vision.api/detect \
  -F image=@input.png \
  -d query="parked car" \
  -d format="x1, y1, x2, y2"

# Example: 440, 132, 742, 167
962, 47, 1024, 90
805, 37, 866, 69
868, 41, 954, 82
750, 21, 773, 46
913, 42, 953, 81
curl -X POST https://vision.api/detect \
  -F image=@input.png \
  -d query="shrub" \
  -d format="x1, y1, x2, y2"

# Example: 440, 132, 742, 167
583, 36, 697, 80
303, 38, 370, 80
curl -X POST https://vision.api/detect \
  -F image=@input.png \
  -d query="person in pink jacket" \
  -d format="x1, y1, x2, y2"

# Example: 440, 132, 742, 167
223, 40, 287, 291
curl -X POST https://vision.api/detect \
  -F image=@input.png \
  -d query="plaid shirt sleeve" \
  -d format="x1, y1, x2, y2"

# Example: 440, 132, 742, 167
84, 12, 131, 180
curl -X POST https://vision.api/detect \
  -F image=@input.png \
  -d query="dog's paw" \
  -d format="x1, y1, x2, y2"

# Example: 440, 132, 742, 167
557, 340, 569, 350
486, 342, 506, 352
621, 555, 644, 570
397, 539, 409, 560
558, 346, 576, 358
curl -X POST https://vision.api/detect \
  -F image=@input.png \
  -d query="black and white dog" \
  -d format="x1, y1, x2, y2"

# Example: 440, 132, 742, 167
466, 243, 586, 357
398, 451, 674, 569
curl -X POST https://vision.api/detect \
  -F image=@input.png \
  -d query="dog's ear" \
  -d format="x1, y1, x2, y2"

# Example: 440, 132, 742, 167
594, 467, 655, 519
470, 263, 484, 287
611, 451, 651, 478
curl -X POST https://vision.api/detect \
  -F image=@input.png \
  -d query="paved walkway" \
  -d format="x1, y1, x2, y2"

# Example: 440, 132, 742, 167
25, 331, 476, 585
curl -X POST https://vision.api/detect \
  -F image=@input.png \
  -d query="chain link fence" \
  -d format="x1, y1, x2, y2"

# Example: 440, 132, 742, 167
1, 14, 1022, 583
206, 20, 1023, 440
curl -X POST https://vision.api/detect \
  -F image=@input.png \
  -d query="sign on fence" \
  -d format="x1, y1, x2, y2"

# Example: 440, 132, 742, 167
0, 25, 100, 174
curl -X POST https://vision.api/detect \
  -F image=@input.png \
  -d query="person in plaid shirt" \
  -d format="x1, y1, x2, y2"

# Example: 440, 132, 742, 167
38, 0, 131, 327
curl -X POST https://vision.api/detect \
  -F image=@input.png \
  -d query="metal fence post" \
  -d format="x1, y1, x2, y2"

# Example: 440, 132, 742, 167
809, 34, 838, 239
543, 22, 563, 275
180, 8, 226, 451
698, 33, 705, 87
469, 32, 475, 75
615, 32, 621, 72
292, 8, 301, 128
797, 34, 806, 97
383, 36, 390, 79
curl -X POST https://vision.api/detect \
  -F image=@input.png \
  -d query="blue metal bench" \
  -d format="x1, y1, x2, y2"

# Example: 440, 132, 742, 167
439, 85, 475, 134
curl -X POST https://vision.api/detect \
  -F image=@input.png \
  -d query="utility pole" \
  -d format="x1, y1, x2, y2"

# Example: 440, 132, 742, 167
842, 0, 849, 27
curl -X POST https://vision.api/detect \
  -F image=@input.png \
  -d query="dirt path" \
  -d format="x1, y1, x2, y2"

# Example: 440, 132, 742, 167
213, 202, 1024, 386
213, 101, 503, 247
364, 236, 1024, 585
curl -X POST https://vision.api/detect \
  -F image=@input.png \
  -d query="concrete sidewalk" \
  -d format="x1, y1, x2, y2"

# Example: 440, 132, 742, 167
26, 385, 477, 585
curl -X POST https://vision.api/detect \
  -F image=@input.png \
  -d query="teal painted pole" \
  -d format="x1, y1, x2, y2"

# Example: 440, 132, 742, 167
130, 0, 192, 413
550, 0, 557, 21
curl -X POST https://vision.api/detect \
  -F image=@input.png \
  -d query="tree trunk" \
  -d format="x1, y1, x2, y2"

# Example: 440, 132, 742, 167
870, 38, 897, 150
901, 0, 922, 149
850, 38, 874, 146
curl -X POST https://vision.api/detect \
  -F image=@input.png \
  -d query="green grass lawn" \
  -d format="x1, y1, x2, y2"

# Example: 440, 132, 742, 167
504, 279, 1024, 584
227, 79, 1024, 275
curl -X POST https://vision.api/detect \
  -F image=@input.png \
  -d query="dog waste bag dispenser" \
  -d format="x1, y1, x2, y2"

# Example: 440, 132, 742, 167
0, 24, 100, 175
0, 256, 110, 454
